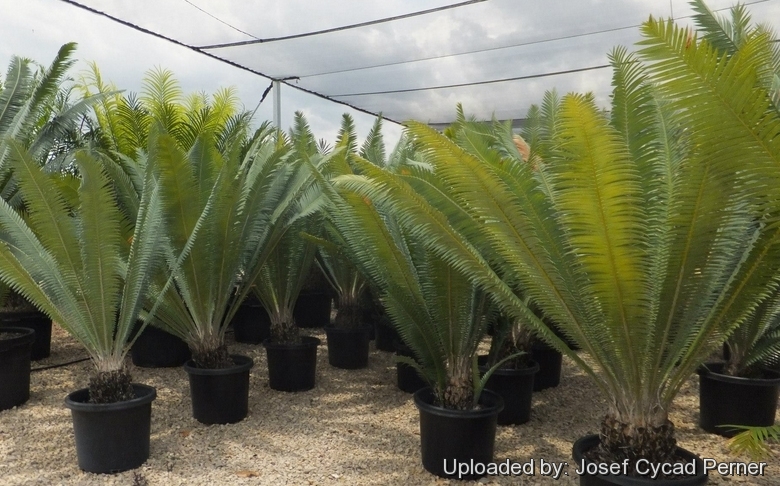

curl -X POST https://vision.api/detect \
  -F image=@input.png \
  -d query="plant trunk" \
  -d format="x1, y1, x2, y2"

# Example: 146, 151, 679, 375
587, 414, 679, 478
439, 363, 474, 410
270, 307, 300, 344
334, 295, 363, 329
189, 334, 232, 369
88, 367, 135, 404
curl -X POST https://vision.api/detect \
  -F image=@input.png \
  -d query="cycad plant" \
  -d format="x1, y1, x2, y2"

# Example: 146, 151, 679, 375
252, 215, 319, 344
143, 124, 318, 367
0, 140, 167, 402
690, 0, 780, 378
330, 10, 780, 473
314, 139, 508, 410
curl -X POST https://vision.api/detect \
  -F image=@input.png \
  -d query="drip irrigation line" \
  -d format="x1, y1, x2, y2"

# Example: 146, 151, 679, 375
32, 356, 90, 372
56, 0, 402, 126
197, 0, 488, 50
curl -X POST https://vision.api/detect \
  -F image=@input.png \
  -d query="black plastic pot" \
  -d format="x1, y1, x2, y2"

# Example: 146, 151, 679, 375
130, 323, 191, 368
698, 362, 780, 437
395, 340, 427, 393
0, 327, 34, 411
374, 319, 399, 352
531, 341, 563, 391
0, 311, 52, 360
183, 354, 253, 424
64, 383, 156, 473
414, 387, 504, 480
325, 325, 371, 369
264, 336, 320, 392
478, 356, 539, 425
231, 303, 271, 344
572, 435, 708, 485
294, 292, 332, 328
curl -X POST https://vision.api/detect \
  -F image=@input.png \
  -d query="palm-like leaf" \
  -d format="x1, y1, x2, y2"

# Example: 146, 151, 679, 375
0, 140, 168, 386
327, 7, 780, 464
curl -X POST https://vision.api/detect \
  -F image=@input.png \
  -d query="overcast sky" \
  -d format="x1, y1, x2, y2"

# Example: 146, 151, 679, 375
3, 0, 780, 148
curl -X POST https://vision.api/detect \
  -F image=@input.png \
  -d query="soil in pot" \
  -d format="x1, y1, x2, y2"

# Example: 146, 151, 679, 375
414, 387, 504, 480
698, 362, 780, 437
231, 303, 271, 344
478, 356, 539, 425
130, 323, 191, 368
0, 311, 52, 360
395, 340, 428, 394
264, 336, 320, 392
531, 340, 563, 391
572, 434, 708, 486
0, 327, 35, 411
325, 325, 371, 369
294, 292, 332, 328
183, 354, 253, 424
64, 383, 156, 473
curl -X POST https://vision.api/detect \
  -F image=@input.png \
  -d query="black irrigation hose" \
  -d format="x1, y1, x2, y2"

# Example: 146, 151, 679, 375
30, 329, 235, 372
31, 356, 90, 372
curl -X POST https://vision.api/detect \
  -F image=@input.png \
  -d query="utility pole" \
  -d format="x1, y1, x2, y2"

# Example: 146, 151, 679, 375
273, 80, 281, 130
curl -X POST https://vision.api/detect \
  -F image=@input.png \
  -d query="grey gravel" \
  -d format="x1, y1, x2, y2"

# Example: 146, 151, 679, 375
0, 324, 777, 485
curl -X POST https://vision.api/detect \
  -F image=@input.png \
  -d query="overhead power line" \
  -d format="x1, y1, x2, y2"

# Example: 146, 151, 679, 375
330, 64, 612, 98
197, 0, 488, 49
182, 0, 258, 40
299, 0, 777, 79
56, 0, 402, 126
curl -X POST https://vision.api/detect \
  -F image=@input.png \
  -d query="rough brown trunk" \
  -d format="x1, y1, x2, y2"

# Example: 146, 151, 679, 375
334, 299, 363, 329
587, 415, 679, 478
88, 367, 135, 404
190, 335, 233, 369
270, 307, 300, 345
440, 368, 474, 410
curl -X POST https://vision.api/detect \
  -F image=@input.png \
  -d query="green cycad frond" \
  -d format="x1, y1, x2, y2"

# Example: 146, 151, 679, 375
360, 117, 386, 166
0, 141, 168, 377
691, 0, 751, 54
336, 113, 358, 155
727, 425, 780, 460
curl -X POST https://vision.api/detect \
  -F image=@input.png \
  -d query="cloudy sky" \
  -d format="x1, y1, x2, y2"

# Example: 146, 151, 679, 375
3, 0, 780, 147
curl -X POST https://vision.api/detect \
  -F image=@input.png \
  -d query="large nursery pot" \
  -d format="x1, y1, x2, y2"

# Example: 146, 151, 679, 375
395, 340, 427, 393
183, 354, 253, 424
0, 311, 52, 360
130, 322, 191, 368
231, 302, 271, 344
294, 292, 332, 328
478, 356, 539, 425
572, 435, 708, 486
414, 387, 504, 480
0, 327, 35, 411
263, 336, 320, 392
64, 383, 156, 474
531, 341, 563, 391
697, 362, 780, 437
325, 325, 371, 369
374, 318, 399, 352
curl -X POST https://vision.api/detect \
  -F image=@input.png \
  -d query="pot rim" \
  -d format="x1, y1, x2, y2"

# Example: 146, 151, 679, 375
0, 326, 36, 347
413, 387, 504, 418
477, 355, 541, 375
324, 324, 372, 333
64, 383, 156, 412
183, 354, 254, 375
572, 434, 708, 485
697, 361, 780, 386
263, 335, 321, 350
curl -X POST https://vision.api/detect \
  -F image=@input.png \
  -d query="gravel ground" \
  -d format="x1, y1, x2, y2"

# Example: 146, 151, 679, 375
0, 324, 778, 486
